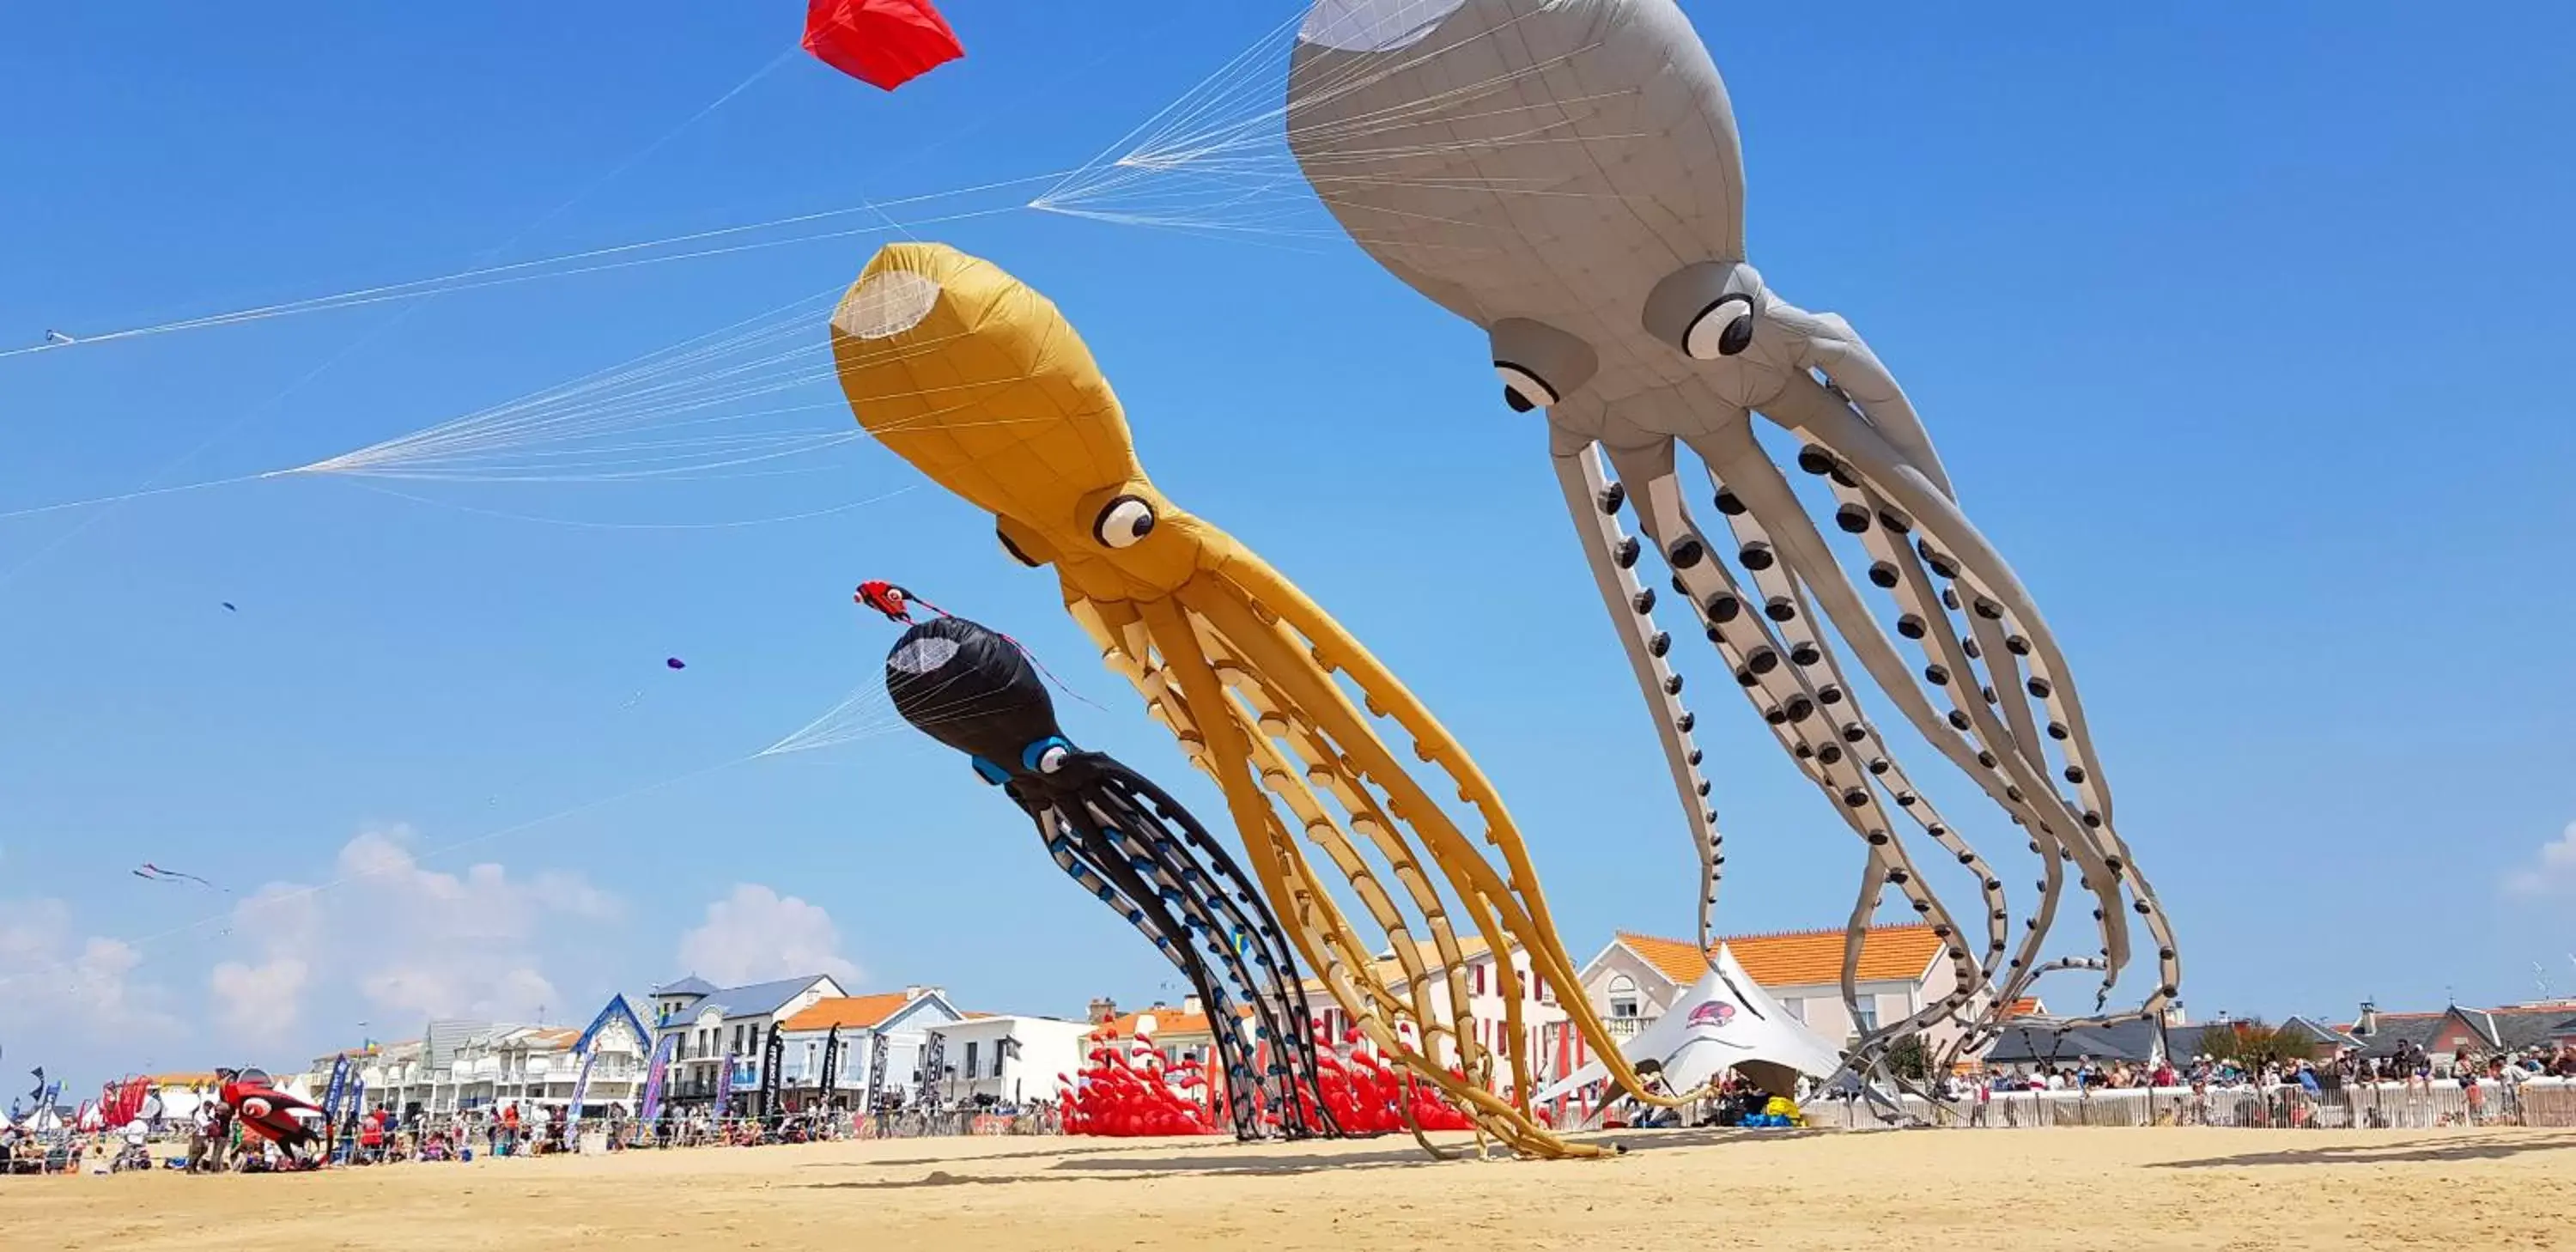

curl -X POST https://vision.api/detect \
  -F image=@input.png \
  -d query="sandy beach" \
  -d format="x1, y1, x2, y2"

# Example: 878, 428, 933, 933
7, 1127, 2571, 1252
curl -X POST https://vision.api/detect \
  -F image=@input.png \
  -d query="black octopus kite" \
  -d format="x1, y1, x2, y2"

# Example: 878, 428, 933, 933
866, 589, 1335, 1140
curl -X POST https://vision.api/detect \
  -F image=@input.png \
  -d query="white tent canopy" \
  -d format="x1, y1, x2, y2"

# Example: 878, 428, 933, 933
1537, 944, 1846, 1103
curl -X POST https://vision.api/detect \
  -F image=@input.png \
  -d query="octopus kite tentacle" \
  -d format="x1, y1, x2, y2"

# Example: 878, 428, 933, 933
834, 240, 1687, 1158
1076, 595, 1423, 1045
1068, 598, 1415, 1054
1044, 789, 1286, 1134
1569, 443, 2015, 1054
1030, 803, 1267, 1131
878, 611, 1333, 1140
1133, 592, 1535, 1133
1284, 0, 2182, 1058
1086, 762, 1341, 1131
1585, 437, 1992, 1048
1753, 385, 2182, 1004
1546, 448, 1732, 979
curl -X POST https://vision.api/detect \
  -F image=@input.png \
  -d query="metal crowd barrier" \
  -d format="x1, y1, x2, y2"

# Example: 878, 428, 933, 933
1803, 1079, 2576, 1130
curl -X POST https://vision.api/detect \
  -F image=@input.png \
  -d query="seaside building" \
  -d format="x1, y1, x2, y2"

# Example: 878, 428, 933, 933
1294, 936, 1573, 1091
1574, 927, 1964, 1052
929, 1013, 1092, 1106
1089, 1000, 1248, 1071
647, 975, 848, 1109
769, 987, 963, 1111
296, 994, 656, 1117
2342, 999, 2576, 1068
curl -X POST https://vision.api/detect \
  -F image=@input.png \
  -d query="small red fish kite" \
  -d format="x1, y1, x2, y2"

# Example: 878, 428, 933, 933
803, 0, 964, 91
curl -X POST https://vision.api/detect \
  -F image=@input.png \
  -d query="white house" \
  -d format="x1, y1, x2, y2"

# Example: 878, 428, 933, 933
647, 975, 848, 1109
1577, 927, 1961, 1054
918, 1013, 1093, 1108
296, 994, 656, 1118
298, 1038, 429, 1117
771, 987, 964, 1110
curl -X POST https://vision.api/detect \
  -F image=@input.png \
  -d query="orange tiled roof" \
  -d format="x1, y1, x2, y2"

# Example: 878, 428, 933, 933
1110, 1007, 1206, 1038
147, 1072, 224, 1088
1096, 1003, 1256, 1040
2009, 998, 2045, 1017
1617, 926, 1944, 988
781, 992, 914, 1032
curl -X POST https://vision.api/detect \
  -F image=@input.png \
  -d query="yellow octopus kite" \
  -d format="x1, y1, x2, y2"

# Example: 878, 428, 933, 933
830, 242, 1662, 1158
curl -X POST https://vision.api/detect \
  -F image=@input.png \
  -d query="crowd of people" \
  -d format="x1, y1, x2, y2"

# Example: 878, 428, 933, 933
11, 1038, 2573, 1173
327, 1101, 576, 1166
1960, 1040, 2576, 1097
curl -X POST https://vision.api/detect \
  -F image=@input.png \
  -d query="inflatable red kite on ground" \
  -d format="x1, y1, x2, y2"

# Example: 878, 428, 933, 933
802, 0, 964, 91
219, 1074, 326, 1156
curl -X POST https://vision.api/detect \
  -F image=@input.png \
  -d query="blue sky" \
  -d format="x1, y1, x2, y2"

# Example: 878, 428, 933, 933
3, 2, 2571, 1089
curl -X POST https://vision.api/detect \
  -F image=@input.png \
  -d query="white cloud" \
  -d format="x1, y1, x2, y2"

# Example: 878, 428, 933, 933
205, 824, 623, 1045
209, 957, 311, 1041
2503, 821, 2576, 899
0, 897, 179, 1045
675, 885, 861, 988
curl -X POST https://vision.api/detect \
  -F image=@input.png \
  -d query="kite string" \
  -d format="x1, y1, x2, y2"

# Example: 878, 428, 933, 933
0, 177, 1055, 362
342, 479, 918, 532
1, 252, 1012, 515
902, 594, 1108, 714
495, 47, 801, 259
0, 473, 273, 523
0, 54, 830, 593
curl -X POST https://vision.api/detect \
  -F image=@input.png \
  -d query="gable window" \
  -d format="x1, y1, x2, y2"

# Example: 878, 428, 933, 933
1607, 975, 1640, 1019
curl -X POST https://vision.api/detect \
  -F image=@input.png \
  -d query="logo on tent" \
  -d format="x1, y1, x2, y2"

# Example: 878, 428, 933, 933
1686, 1000, 1737, 1028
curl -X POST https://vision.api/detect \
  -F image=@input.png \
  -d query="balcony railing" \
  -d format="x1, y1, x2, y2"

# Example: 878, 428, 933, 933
1603, 1015, 1653, 1038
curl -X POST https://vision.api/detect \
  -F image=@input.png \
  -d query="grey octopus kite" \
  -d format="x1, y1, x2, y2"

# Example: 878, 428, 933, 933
1284, 0, 2180, 1075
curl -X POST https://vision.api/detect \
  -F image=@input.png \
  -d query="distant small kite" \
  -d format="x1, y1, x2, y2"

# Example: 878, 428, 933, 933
665, 657, 687, 670
132, 863, 218, 890
222, 602, 238, 612
42, 330, 74, 346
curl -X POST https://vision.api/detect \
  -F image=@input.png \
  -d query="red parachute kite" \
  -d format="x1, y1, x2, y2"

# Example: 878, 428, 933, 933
802, 0, 964, 91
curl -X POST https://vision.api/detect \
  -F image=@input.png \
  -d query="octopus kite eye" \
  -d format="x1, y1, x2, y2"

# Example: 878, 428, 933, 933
1494, 362, 1556, 412
1036, 745, 1070, 774
1644, 261, 1766, 360
1685, 295, 1758, 359
1488, 319, 1596, 412
998, 526, 1042, 568
1093, 495, 1157, 549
